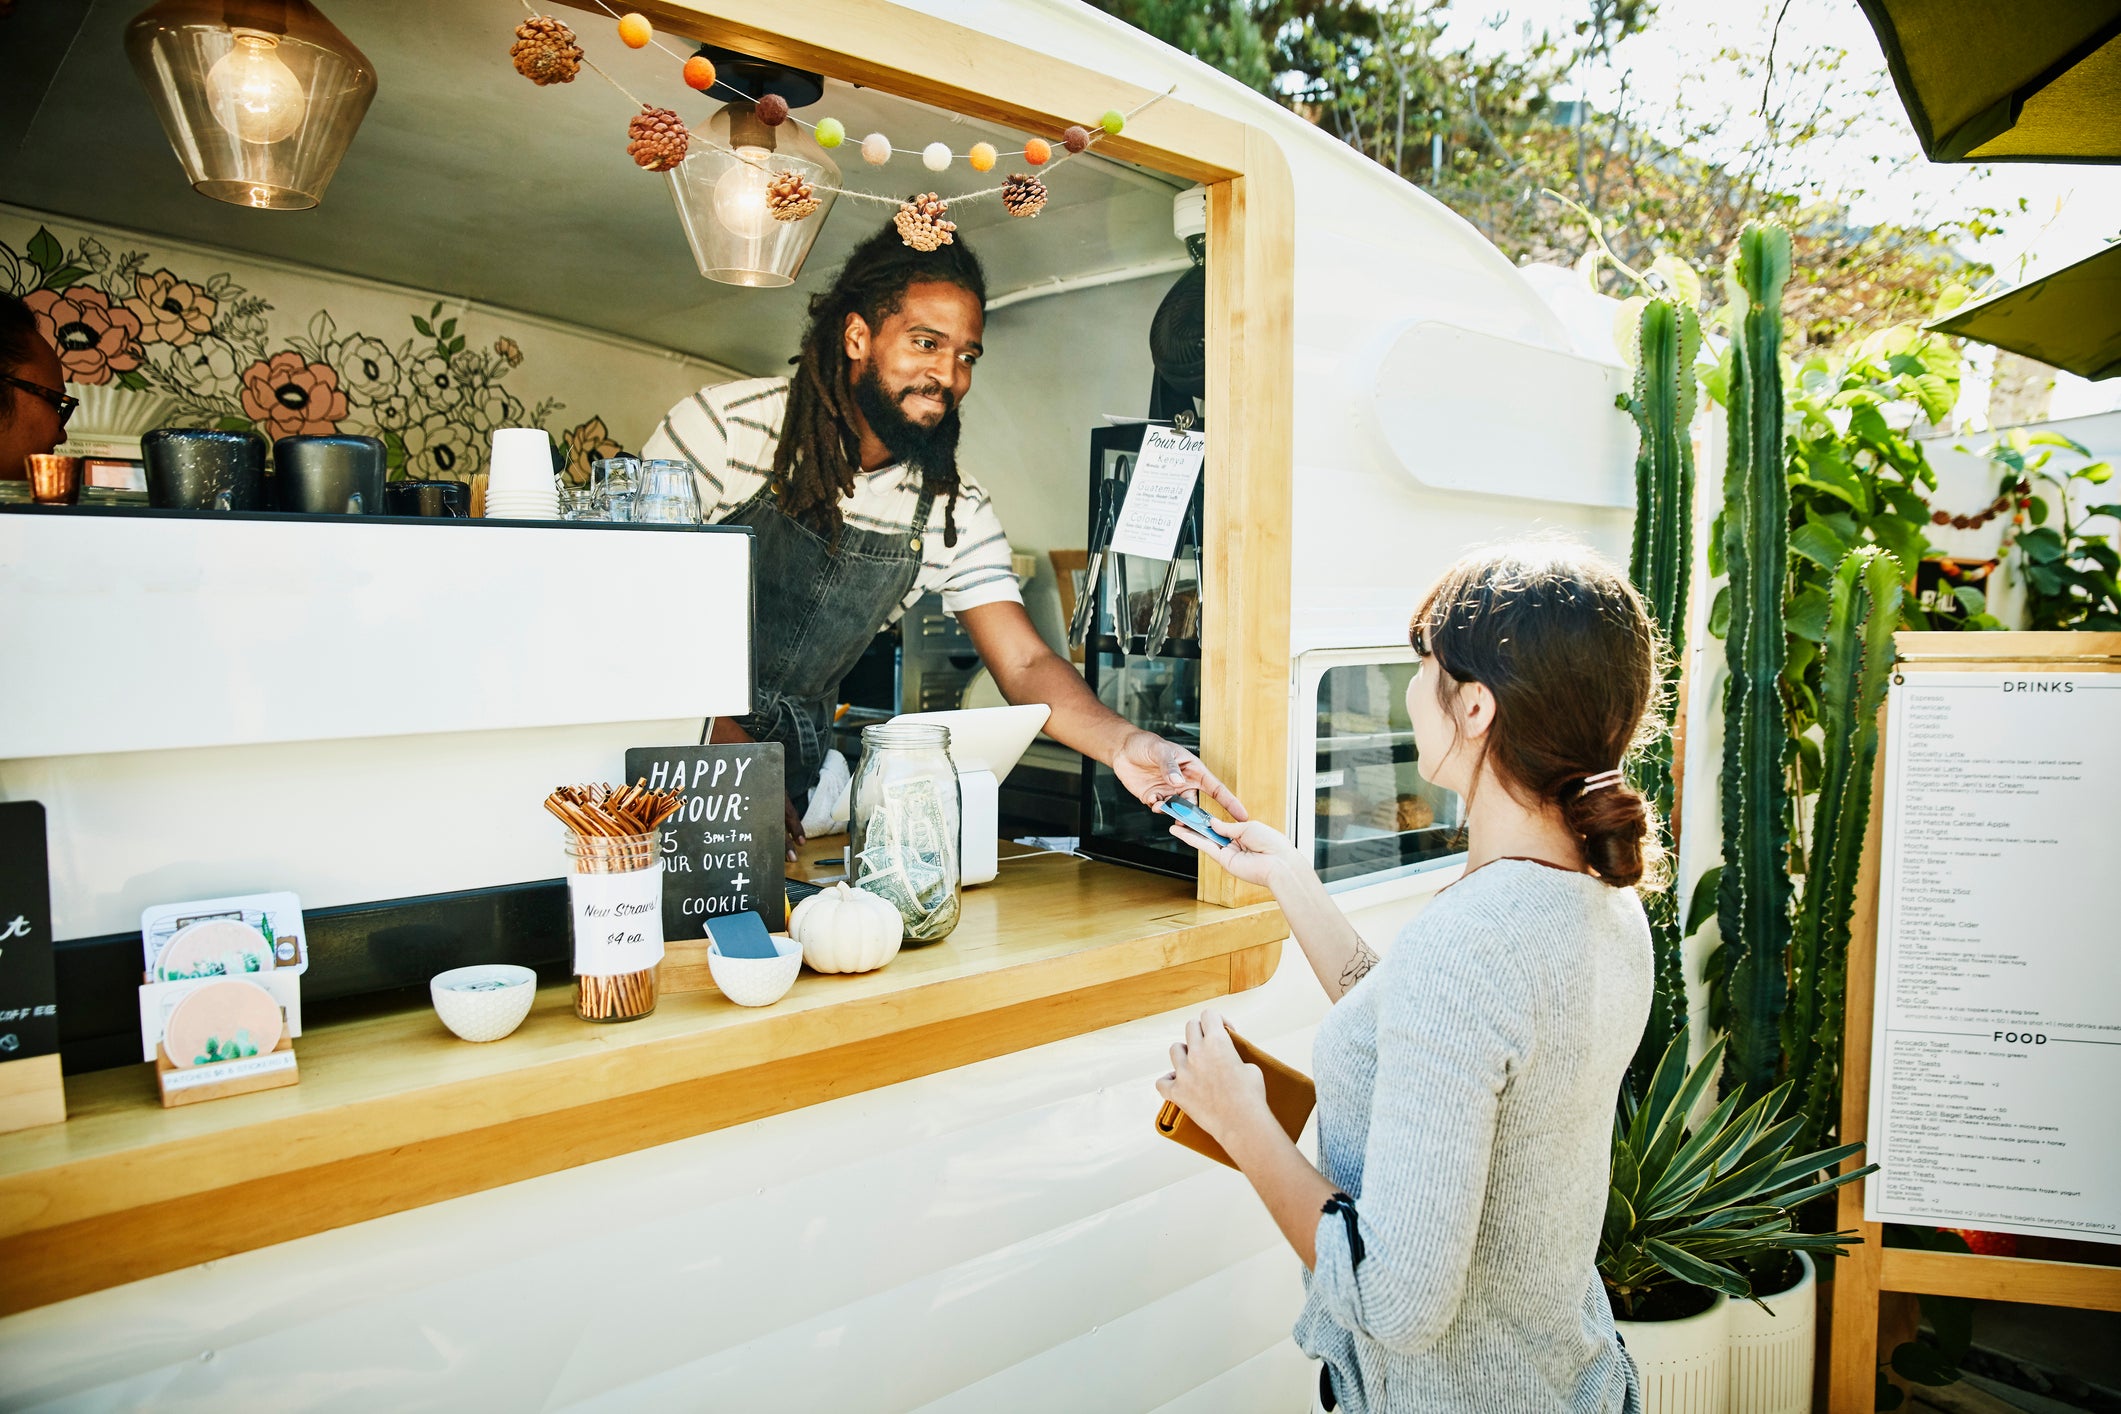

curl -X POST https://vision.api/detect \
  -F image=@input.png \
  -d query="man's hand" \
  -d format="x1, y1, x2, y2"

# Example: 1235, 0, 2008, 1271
711, 717, 803, 862
1112, 729, 1247, 820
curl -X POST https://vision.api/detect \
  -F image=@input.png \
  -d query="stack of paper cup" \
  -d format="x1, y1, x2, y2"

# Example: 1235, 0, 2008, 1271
481, 428, 560, 519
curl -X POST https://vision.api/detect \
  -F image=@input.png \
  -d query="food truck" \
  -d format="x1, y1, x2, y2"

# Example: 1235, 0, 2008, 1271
0, 0, 1634, 1404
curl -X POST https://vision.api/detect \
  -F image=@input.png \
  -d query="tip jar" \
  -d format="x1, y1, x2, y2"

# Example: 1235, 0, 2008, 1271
849, 722, 961, 943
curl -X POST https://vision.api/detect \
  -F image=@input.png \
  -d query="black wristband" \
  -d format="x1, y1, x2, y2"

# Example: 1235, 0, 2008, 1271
1321, 1191, 1365, 1267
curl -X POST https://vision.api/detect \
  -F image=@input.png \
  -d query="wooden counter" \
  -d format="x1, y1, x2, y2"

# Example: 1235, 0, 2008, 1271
0, 850, 1282, 1316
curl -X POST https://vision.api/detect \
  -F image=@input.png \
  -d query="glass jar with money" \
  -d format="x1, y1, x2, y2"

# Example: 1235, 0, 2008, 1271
849, 722, 961, 944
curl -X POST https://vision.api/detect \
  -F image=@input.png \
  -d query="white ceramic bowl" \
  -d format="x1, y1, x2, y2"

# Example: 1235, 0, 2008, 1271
430, 964, 538, 1042
706, 933, 802, 1007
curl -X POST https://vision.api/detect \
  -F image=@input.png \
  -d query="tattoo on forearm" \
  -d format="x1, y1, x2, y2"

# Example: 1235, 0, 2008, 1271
1339, 940, 1379, 991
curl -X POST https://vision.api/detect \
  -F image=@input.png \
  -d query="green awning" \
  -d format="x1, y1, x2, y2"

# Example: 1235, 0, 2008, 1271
1928, 242, 2121, 380
1856, 0, 2121, 162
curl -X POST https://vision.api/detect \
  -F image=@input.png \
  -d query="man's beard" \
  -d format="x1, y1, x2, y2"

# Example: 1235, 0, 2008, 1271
851, 363, 961, 481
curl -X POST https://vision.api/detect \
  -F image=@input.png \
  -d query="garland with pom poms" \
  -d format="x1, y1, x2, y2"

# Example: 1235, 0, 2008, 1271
506, 1, 1172, 223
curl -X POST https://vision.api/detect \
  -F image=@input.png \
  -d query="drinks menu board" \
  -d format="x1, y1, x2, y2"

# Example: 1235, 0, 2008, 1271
1866, 671, 2121, 1243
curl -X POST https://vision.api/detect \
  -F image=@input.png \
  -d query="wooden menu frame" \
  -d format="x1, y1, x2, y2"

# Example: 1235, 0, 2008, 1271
1827, 630, 2121, 1411
563, 0, 1296, 909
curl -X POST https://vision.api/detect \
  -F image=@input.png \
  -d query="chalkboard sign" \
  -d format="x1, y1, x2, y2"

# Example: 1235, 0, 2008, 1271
624, 743, 787, 937
0, 802, 59, 1062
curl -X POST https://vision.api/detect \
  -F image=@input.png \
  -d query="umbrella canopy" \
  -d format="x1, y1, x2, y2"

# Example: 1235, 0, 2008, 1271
1856, 0, 2121, 162
1928, 243, 2121, 380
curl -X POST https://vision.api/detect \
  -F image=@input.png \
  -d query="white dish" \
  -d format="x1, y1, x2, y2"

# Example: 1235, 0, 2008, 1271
430, 964, 538, 1041
707, 934, 802, 1007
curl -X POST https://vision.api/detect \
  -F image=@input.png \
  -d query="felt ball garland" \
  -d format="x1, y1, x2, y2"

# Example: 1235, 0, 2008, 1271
506, 0, 1163, 251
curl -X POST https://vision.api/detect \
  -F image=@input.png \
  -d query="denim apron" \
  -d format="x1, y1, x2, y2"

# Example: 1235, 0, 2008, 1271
721, 481, 936, 805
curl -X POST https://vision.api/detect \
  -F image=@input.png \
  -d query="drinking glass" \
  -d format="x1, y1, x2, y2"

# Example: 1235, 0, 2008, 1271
635, 459, 702, 525
591, 456, 638, 523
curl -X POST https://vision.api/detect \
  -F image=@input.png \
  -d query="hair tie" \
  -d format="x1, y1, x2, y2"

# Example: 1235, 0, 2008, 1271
1577, 768, 1624, 795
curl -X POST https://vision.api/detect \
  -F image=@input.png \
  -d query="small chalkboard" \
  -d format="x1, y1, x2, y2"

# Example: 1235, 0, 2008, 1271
0, 802, 59, 1062
624, 743, 787, 937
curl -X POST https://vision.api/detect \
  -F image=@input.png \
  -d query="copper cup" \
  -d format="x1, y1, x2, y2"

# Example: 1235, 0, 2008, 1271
26, 454, 83, 506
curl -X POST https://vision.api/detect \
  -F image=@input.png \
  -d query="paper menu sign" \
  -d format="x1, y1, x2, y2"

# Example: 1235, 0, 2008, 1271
1865, 672, 2121, 1244
1106, 426, 1205, 561
141, 891, 307, 981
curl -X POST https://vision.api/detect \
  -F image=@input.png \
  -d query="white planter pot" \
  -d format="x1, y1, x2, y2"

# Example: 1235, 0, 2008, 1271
1729, 1251, 1816, 1414
1616, 1293, 1731, 1414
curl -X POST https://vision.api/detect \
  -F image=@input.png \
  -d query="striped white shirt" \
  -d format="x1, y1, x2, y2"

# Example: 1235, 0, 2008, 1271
641, 377, 1022, 623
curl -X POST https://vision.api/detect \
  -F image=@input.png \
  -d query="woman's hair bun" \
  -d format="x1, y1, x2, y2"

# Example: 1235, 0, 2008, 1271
1561, 777, 1656, 887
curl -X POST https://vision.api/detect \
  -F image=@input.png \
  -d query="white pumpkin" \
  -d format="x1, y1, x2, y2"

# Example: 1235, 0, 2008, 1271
791, 882, 903, 973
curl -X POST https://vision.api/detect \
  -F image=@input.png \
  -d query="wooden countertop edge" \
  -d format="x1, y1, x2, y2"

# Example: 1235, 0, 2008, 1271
0, 902, 1285, 1238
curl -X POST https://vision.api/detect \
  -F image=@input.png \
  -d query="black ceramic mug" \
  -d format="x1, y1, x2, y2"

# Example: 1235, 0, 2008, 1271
385, 480, 470, 518
142, 428, 268, 511
274, 435, 387, 514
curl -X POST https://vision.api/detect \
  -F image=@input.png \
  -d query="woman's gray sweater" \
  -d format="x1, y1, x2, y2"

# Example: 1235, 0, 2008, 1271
1295, 860, 1652, 1413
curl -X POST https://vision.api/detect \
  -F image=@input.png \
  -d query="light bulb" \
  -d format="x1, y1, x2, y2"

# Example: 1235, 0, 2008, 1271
712, 147, 774, 241
206, 33, 306, 145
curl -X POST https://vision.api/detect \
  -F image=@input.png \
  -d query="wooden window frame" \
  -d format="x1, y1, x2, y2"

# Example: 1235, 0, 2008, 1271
576, 0, 1295, 907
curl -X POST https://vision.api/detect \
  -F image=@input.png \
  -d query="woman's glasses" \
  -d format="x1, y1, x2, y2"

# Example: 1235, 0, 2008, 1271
2, 374, 77, 426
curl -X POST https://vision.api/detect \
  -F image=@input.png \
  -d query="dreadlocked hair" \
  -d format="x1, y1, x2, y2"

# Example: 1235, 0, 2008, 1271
775, 218, 987, 548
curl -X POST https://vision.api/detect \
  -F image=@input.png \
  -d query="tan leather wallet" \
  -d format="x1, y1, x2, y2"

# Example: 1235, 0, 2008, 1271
1155, 1027, 1317, 1169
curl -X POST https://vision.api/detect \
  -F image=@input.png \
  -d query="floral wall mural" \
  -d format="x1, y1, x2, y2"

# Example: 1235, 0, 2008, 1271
0, 208, 730, 485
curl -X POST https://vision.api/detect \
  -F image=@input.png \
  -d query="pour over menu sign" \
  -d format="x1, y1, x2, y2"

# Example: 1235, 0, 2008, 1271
625, 743, 786, 936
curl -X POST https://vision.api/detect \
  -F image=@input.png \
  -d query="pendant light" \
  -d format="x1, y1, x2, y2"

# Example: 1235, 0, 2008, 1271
666, 48, 836, 288
126, 0, 377, 211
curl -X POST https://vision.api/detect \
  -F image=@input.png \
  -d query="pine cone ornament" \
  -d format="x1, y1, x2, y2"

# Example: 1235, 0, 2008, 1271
627, 106, 689, 171
894, 192, 957, 251
1001, 173, 1048, 219
767, 169, 821, 222
510, 16, 582, 85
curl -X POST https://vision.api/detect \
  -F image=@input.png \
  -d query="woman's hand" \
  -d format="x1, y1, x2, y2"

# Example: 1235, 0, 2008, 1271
1112, 730, 1248, 821
1169, 816, 1301, 890
1156, 1009, 1272, 1146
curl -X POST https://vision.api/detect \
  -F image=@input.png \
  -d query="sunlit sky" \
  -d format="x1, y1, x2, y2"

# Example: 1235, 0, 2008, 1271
1440, 0, 2121, 417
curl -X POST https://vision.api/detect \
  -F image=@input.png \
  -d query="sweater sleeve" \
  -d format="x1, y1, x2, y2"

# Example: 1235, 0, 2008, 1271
1307, 918, 1531, 1355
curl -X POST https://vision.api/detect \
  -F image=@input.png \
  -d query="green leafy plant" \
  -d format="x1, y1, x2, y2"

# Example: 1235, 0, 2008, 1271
1784, 548, 1902, 1156
1603, 1031, 1876, 1321
1716, 221, 1796, 1106
1622, 295, 1702, 1098
1980, 431, 2120, 632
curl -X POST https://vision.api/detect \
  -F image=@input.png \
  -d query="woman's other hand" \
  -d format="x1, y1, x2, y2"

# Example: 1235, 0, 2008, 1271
1169, 816, 1300, 889
1155, 1009, 1270, 1144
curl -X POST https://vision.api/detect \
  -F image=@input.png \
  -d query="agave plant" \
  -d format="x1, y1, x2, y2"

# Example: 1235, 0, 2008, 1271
1603, 1031, 1878, 1320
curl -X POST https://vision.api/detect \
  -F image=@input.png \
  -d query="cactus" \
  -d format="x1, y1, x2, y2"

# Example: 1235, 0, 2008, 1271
1785, 546, 1902, 1153
1717, 221, 1796, 1104
1623, 296, 1701, 1096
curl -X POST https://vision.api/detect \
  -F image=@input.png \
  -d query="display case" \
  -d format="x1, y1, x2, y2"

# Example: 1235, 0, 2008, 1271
1299, 647, 1465, 893
1078, 423, 1203, 878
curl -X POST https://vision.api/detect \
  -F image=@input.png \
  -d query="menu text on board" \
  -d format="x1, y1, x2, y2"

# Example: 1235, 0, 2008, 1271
1867, 672, 2120, 1244
624, 743, 787, 935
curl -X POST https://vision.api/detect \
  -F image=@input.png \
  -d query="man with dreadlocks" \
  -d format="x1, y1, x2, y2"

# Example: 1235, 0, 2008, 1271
645, 218, 1241, 858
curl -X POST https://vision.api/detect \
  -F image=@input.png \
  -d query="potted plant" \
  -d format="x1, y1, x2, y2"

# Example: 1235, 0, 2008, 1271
1603, 1033, 1878, 1414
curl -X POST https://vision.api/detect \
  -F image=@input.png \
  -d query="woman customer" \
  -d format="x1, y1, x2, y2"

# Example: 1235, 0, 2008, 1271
1157, 543, 1658, 1413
